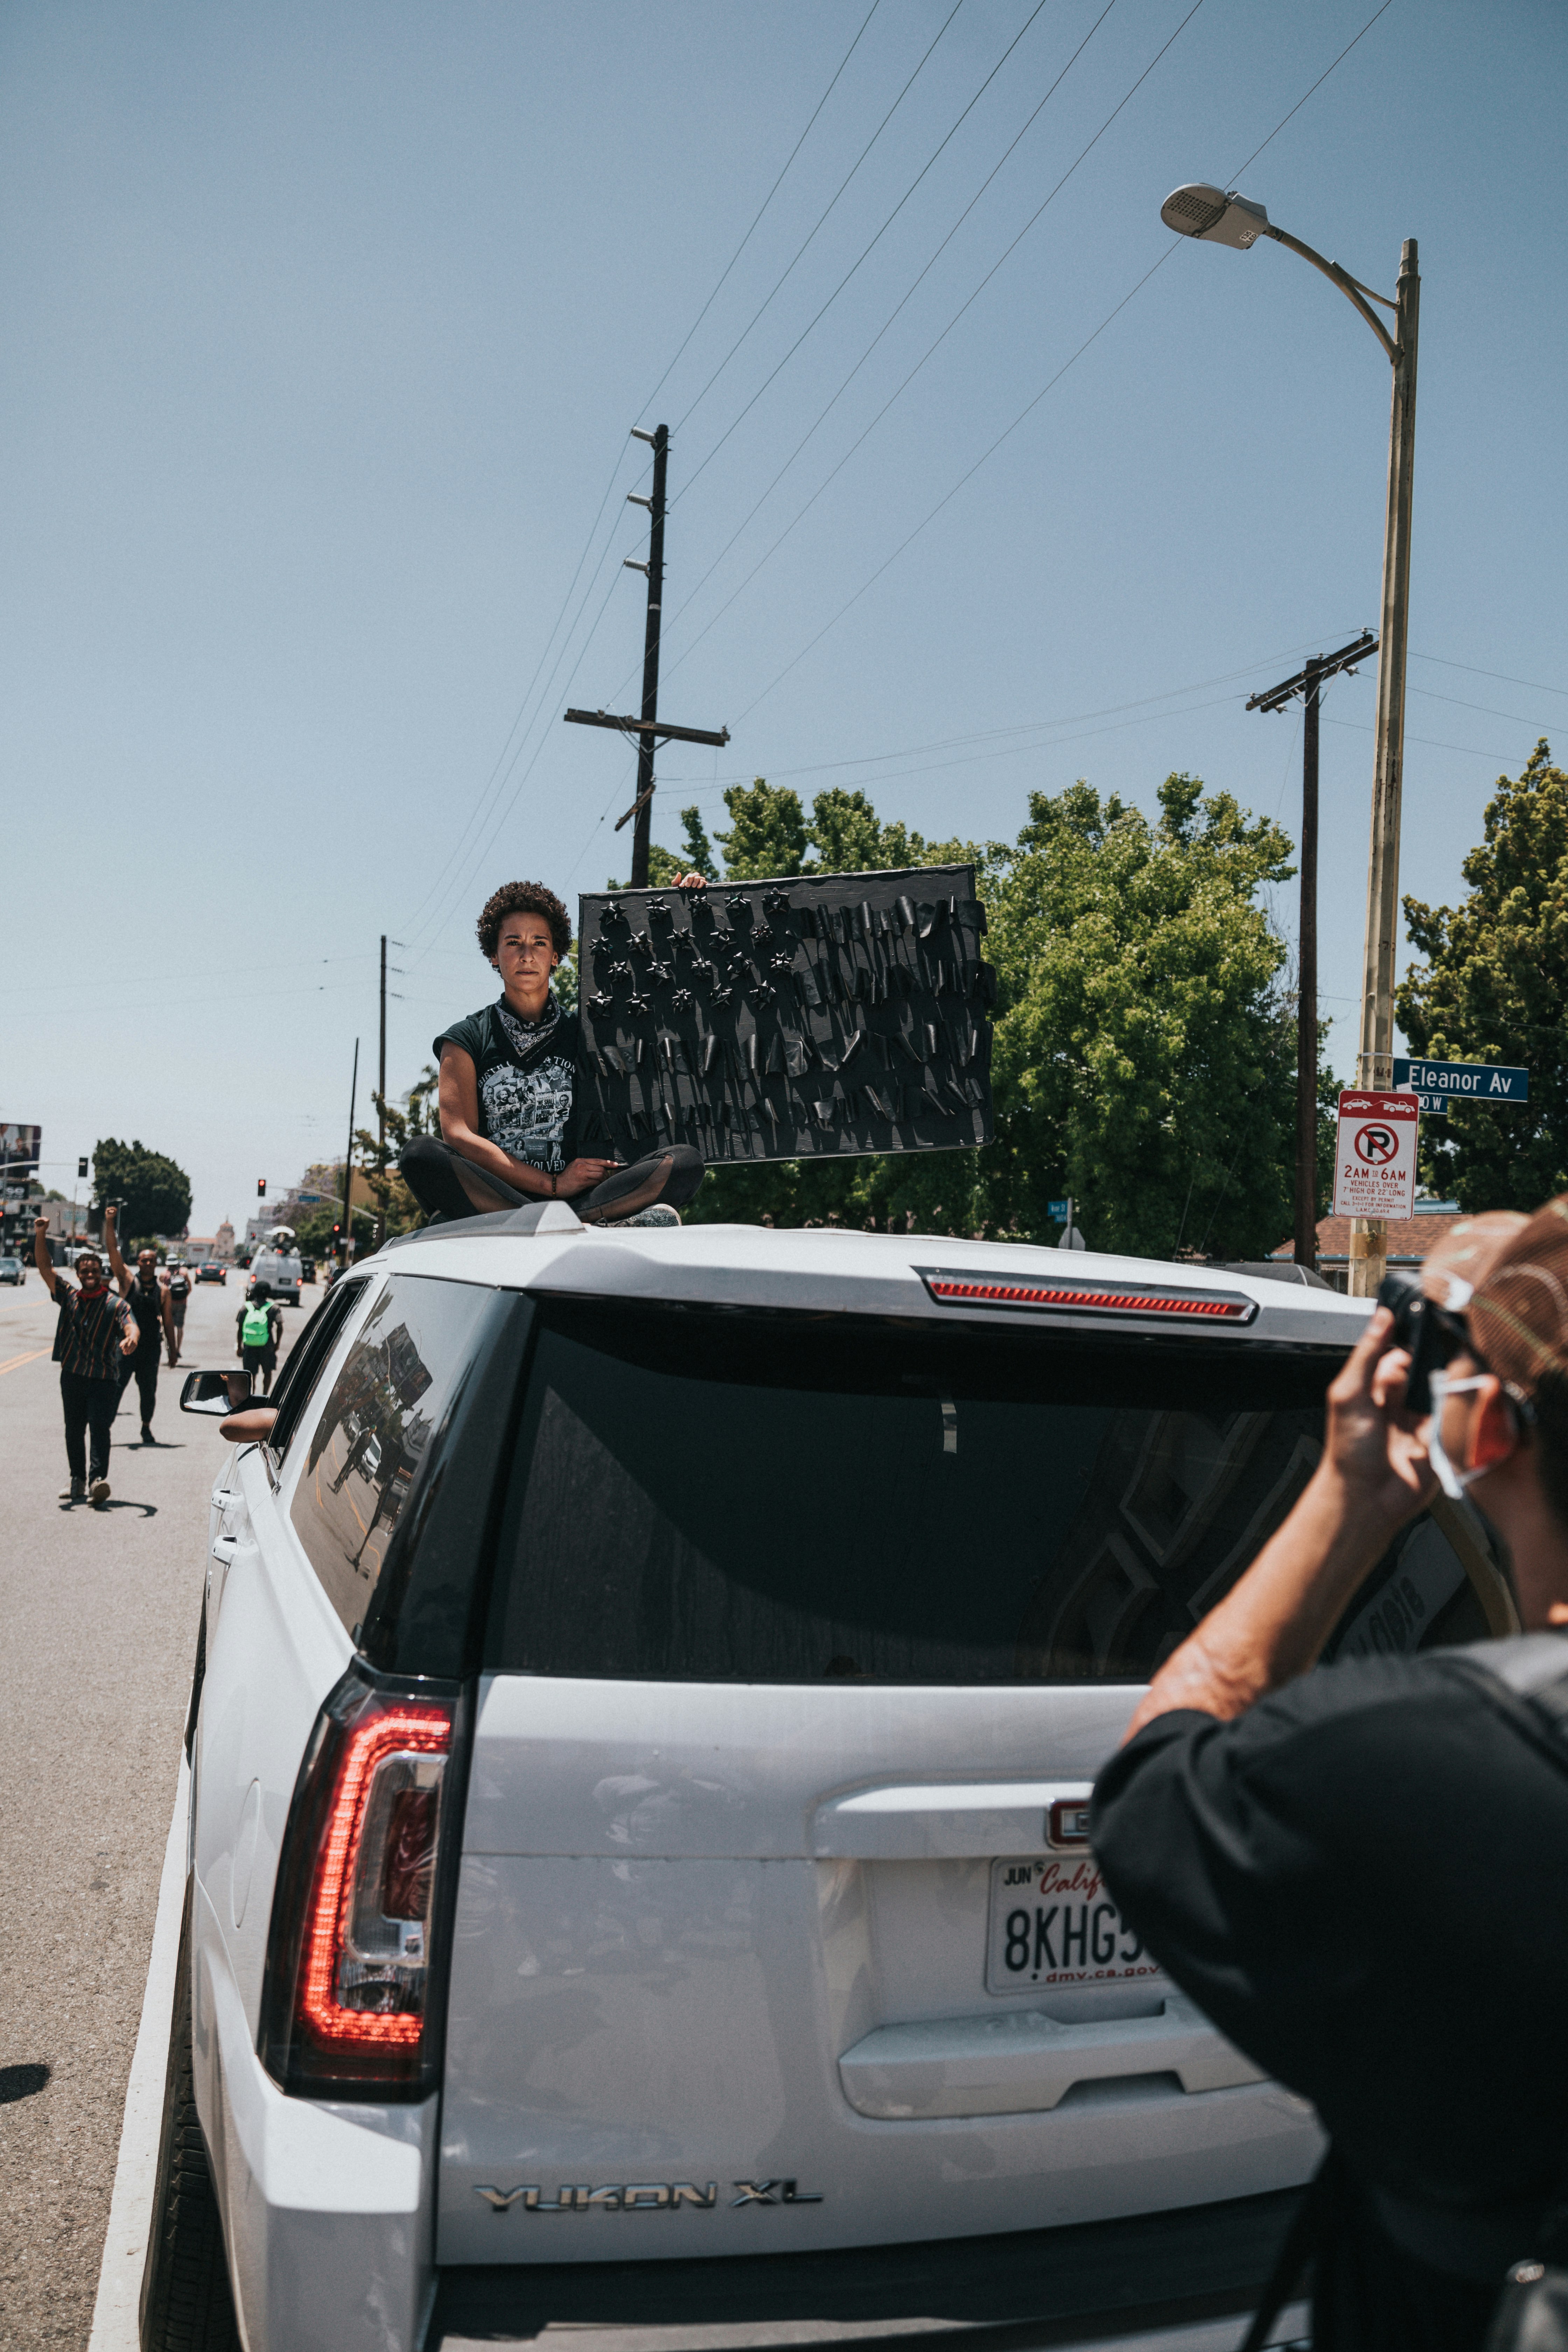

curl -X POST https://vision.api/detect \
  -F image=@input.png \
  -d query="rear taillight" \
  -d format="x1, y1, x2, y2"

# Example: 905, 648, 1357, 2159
259, 1667, 461, 2098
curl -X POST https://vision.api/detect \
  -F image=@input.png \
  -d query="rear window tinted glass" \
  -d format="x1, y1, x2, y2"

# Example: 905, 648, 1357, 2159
290, 1274, 492, 1639
489, 1301, 1486, 1684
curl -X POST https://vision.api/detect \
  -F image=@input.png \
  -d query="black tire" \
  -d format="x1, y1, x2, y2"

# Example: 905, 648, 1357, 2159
139, 1879, 241, 2352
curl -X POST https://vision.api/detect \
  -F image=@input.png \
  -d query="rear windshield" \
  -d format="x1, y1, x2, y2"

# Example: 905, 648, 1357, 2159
488, 1300, 1489, 1684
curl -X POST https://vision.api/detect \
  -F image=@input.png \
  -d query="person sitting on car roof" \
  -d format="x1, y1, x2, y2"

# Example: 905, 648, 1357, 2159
1092, 1202, 1568, 2351
399, 877, 704, 1228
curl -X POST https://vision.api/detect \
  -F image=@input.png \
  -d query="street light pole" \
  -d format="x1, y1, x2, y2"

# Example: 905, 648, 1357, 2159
1159, 186, 1419, 1296
1355, 240, 1420, 1295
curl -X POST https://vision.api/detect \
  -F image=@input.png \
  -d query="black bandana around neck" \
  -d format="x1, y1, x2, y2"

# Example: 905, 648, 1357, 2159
496, 990, 561, 1058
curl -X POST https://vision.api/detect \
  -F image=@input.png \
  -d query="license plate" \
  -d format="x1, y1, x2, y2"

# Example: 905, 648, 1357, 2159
986, 1856, 1164, 1995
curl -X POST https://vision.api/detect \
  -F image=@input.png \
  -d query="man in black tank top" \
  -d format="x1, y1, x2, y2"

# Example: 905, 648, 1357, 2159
107, 1227, 177, 1443
1093, 1202, 1568, 2350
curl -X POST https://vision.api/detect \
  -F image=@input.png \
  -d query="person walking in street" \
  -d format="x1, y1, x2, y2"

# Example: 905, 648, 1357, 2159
106, 1225, 178, 1443
33, 1210, 136, 1506
1092, 1201, 1568, 2350
164, 1261, 191, 1363
237, 1279, 284, 1395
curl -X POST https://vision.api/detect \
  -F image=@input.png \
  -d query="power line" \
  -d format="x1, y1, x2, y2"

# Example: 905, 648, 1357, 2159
654, 0, 1202, 705
673, 0, 1057, 510
636, 0, 884, 422
596, 0, 1120, 714
397, 7, 895, 945
709, 0, 1394, 725
672, 0, 967, 436
1226, 0, 1396, 180
1411, 652, 1568, 701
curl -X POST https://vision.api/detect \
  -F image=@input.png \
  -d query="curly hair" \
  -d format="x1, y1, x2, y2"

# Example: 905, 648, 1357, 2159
476, 880, 572, 962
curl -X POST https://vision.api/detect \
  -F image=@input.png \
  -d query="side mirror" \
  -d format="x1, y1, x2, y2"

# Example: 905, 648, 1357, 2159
181, 1368, 253, 1416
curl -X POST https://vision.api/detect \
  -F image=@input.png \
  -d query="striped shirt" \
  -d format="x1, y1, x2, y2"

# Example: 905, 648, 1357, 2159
52, 1282, 134, 1380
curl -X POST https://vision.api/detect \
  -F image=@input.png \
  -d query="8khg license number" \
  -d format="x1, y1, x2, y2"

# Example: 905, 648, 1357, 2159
986, 1856, 1163, 1995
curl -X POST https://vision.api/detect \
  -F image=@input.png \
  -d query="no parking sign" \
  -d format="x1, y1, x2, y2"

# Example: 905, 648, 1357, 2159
1333, 1090, 1419, 1220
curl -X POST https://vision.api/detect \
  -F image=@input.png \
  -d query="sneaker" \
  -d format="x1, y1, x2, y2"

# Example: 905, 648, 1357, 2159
141, 1423, 155, 1444
59, 1479, 86, 1504
89, 1477, 111, 1507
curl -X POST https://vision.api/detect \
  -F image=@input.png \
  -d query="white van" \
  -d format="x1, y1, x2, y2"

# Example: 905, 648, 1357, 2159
248, 1244, 303, 1307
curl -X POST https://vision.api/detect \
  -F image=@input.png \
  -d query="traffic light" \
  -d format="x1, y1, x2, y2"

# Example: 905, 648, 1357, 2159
78, 1157, 89, 1180
257, 1178, 267, 1198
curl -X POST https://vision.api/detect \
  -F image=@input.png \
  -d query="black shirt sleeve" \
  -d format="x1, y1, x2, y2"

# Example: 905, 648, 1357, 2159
1090, 1650, 1568, 2208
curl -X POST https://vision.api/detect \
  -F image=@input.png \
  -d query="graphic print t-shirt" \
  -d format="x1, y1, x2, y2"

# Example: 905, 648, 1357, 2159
433, 995, 581, 1177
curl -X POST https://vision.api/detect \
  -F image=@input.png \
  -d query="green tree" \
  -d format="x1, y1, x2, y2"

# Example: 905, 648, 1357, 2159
972, 776, 1298, 1256
1398, 740, 1568, 1209
293, 1200, 378, 1257
714, 778, 810, 879
93, 1138, 192, 1239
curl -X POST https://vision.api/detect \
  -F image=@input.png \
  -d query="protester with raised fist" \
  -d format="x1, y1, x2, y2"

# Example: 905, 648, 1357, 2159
34, 1209, 136, 1506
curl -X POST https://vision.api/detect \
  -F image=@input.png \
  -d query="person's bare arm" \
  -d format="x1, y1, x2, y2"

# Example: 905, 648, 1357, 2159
436, 1043, 617, 1199
104, 1206, 130, 1293
33, 1215, 59, 1297
1121, 1309, 1438, 1743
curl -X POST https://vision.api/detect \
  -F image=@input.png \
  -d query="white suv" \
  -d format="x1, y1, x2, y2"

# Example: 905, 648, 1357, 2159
145, 1209, 1504, 2352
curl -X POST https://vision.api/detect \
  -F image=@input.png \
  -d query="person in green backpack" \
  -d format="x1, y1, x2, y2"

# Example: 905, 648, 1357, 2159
236, 1278, 284, 1396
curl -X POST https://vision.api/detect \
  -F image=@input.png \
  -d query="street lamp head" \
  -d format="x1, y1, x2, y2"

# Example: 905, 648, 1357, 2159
1161, 182, 1269, 250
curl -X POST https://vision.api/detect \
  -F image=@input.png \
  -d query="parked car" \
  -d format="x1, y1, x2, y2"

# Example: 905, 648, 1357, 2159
150, 1214, 1510, 2352
0, 1253, 24, 1284
196, 1261, 227, 1285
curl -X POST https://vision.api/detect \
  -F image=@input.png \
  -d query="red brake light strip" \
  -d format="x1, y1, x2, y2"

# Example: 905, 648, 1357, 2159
920, 1274, 1255, 1322
299, 1703, 452, 2048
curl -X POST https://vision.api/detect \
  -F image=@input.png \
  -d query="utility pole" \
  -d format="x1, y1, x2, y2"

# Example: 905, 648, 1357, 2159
629, 424, 667, 890
1353, 239, 1421, 1297
341, 1038, 358, 1266
1248, 631, 1377, 1273
564, 425, 729, 881
376, 936, 388, 1249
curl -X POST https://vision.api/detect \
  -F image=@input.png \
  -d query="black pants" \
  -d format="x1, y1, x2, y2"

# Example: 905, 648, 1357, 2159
129, 1346, 160, 1429
399, 1134, 704, 1225
61, 1372, 118, 1482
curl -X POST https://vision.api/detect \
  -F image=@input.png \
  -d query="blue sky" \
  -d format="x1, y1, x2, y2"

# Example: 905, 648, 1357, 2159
3, 0, 1563, 1231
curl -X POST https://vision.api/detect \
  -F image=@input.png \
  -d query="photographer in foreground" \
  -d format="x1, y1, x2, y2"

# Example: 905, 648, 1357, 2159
1093, 1203, 1568, 2351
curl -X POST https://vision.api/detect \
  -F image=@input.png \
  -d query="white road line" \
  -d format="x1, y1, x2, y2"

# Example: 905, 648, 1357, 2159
86, 1754, 190, 2352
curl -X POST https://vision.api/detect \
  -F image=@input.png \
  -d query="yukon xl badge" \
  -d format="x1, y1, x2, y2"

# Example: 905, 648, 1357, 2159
475, 2178, 823, 2213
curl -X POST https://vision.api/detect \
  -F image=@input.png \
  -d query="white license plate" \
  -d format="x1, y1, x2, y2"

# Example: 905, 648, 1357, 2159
986, 1856, 1165, 1995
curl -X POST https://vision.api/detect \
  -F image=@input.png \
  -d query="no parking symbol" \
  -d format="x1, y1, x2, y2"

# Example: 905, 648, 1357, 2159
1333, 1090, 1419, 1219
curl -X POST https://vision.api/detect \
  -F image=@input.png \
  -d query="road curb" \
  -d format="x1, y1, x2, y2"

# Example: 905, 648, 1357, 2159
86, 1753, 190, 2352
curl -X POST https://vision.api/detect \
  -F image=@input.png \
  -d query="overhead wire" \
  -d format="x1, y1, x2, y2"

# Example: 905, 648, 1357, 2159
717, 0, 1398, 726
596, 0, 1121, 713
399, 6, 897, 948
653, 0, 1205, 708
671, 0, 967, 436
671, 0, 1058, 511
636, 0, 884, 422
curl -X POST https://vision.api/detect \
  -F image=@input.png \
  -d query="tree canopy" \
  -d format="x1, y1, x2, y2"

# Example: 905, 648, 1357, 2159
92, 1138, 192, 1240
1399, 739, 1568, 1208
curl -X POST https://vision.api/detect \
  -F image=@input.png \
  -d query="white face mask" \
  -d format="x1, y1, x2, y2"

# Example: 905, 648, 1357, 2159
1426, 1370, 1498, 1500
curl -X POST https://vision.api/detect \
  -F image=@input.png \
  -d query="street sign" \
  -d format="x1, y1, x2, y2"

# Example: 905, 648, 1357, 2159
1392, 1056, 1528, 1104
1047, 1198, 1070, 1221
1334, 1091, 1419, 1222
1397, 1089, 1448, 1119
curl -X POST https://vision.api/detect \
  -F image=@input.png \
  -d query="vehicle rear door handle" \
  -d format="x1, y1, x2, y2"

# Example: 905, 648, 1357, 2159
211, 1537, 240, 1566
837, 1991, 1266, 2118
213, 1489, 241, 1512
812, 1780, 1094, 1860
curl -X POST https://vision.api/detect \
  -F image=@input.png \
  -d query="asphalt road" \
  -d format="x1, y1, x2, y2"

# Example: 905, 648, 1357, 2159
0, 1266, 302, 2349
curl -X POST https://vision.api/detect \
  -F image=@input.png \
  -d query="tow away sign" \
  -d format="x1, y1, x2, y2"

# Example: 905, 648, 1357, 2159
1334, 1091, 1419, 1222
